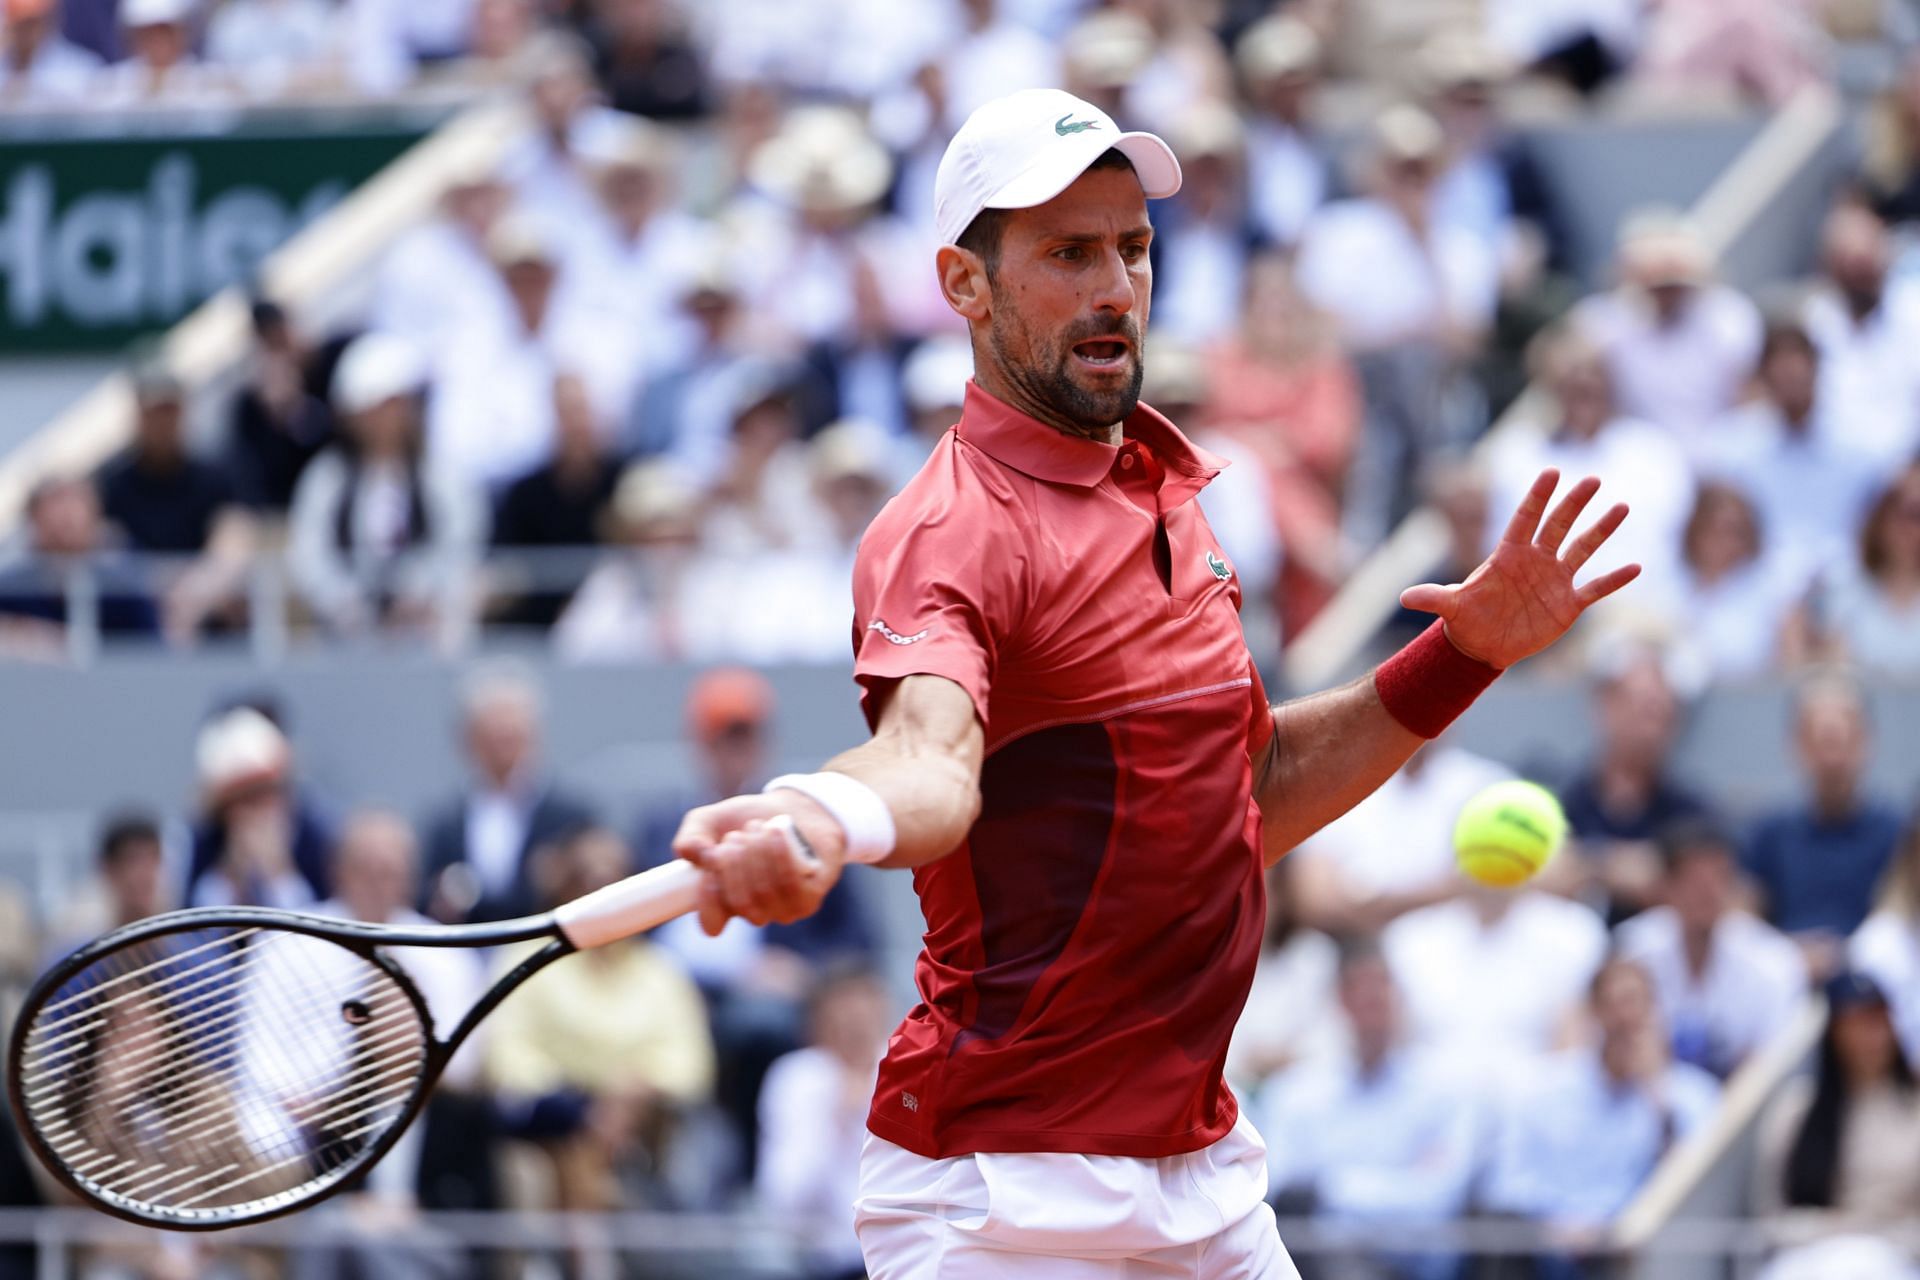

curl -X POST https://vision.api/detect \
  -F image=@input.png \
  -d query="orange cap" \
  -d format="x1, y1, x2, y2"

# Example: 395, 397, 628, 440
6, 0, 56, 22
686, 668, 774, 740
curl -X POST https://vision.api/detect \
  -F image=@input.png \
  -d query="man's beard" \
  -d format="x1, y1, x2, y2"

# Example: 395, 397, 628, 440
991, 312, 1145, 440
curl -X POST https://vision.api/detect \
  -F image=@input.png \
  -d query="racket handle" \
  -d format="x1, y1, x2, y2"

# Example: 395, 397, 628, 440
554, 859, 703, 949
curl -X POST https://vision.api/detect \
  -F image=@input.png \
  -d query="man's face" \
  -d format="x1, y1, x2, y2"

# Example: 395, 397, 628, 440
977, 166, 1152, 435
105, 839, 162, 920
468, 699, 537, 786
136, 395, 185, 464
338, 822, 416, 922
1798, 696, 1867, 790
32, 481, 99, 556
1667, 848, 1733, 934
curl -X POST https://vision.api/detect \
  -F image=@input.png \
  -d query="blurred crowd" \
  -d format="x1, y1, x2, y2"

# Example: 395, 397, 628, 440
0, 651, 1915, 1280
4, 0, 1920, 1277
9, 0, 1920, 673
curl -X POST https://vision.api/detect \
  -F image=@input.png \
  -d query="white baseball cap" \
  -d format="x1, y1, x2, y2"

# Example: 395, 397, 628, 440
934, 88, 1182, 248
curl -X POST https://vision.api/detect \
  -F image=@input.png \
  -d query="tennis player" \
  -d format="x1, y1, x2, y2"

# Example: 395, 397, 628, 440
673, 88, 1641, 1279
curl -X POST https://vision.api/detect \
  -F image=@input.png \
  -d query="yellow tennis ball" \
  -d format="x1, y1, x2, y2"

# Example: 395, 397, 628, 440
1453, 780, 1568, 887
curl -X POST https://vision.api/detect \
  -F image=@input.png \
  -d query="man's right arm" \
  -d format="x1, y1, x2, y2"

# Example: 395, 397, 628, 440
672, 675, 984, 935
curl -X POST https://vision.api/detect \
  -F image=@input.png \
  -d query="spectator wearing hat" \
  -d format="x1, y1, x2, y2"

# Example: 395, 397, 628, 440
895, 334, 973, 476
1570, 209, 1762, 447
500, 33, 637, 241
0, 474, 159, 652
371, 164, 514, 369
699, 368, 835, 559
186, 703, 334, 908
1853, 815, 1920, 1065
287, 331, 486, 638
1296, 103, 1499, 548
1236, 15, 1332, 251
1747, 675, 1902, 968
564, 118, 713, 374
1643, 481, 1799, 683
635, 669, 876, 1181
733, 106, 941, 420
1617, 820, 1808, 1079
1753, 971, 1920, 1254
552, 460, 703, 663
1800, 203, 1920, 470
96, 367, 257, 644
1058, 8, 1152, 122
1483, 0, 1642, 94
225, 300, 340, 512
96, 0, 237, 108
623, 246, 771, 465
427, 211, 642, 493
0, 0, 103, 106
420, 664, 594, 925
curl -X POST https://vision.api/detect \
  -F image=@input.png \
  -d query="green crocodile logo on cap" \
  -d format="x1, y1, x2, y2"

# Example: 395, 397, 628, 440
1055, 114, 1102, 136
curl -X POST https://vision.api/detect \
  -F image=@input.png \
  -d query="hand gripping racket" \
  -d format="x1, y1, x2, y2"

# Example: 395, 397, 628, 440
5, 817, 812, 1230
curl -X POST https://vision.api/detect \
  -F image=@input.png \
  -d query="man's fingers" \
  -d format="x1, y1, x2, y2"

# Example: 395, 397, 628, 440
1399, 582, 1458, 616
703, 822, 821, 929
1499, 469, 1560, 546
1563, 502, 1629, 572
1535, 475, 1600, 553
696, 872, 729, 937
1576, 562, 1642, 606
671, 807, 724, 865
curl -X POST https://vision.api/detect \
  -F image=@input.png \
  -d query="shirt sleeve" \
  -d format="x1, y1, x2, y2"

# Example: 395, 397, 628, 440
849, 496, 1018, 730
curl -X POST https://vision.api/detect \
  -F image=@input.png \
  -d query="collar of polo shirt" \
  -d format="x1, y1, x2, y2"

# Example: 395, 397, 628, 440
953, 381, 1224, 504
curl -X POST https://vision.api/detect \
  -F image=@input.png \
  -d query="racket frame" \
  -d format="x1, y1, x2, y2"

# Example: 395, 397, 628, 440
7, 905, 574, 1231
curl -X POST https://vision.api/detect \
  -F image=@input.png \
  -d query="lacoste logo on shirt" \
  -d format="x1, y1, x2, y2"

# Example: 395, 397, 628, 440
1207, 550, 1232, 581
869, 619, 931, 646
1054, 114, 1101, 136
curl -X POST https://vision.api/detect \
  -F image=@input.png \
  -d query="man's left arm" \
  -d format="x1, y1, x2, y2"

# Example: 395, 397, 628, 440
1256, 470, 1639, 864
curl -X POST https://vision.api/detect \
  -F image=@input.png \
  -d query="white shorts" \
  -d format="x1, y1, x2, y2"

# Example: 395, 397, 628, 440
854, 1111, 1300, 1279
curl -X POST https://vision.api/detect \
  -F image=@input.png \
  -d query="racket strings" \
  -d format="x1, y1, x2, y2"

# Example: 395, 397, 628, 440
17, 926, 430, 1220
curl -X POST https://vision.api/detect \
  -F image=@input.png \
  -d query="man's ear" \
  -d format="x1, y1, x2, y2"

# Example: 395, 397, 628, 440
937, 245, 991, 324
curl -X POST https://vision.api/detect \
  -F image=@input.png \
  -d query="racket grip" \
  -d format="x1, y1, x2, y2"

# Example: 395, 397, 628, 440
554, 859, 703, 950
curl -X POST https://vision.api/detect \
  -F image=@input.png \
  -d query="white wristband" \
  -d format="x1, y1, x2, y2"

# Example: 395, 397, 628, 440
763, 771, 897, 865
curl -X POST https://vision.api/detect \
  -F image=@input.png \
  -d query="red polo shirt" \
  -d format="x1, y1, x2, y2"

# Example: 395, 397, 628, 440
851, 381, 1272, 1160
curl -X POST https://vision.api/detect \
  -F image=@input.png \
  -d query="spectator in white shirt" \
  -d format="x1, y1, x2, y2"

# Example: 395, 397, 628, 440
757, 964, 893, 1280
96, 0, 236, 109
563, 118, 712, 378
1293, 739, 1512, 935
1234, 14, 1330, 251
1484, 0, 1642, 94
427, 213, 642, 492
1296, 105, 1498, 355
1616, 821, 1809, 1079
1699, 321, 1884, 589
929, 0, 1059, 132
499, 33, 634, 242
553, 460, 705, 664
1645, 481, 1801, 683
1572, 211, 1763, 448
288, 332, 486, 642
1257, 940, 1477, 1280
0, 0, 102, 106
1484, 956, 1720, 1242
1227, 856, 1342, 1090
1297, 104, 1498, 546
1486, 325, 1695, 599
699, 367, 833, 559
1802, 203, 1920, 468
372, 165, 513, 367
1851, 814, 1920, 1066
1385, 882, 1608, 1076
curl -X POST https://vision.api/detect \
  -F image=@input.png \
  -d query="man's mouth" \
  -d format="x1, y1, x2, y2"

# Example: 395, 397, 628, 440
1071, 337, 1131, 369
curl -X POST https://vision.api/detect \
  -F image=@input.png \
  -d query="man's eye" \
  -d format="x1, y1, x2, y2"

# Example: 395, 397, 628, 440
1054, 247, 1084, 262
1122, 243, 1147, 262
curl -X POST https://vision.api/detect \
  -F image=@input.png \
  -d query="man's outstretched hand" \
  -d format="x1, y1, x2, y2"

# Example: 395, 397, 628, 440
1400, 469, 1640, 670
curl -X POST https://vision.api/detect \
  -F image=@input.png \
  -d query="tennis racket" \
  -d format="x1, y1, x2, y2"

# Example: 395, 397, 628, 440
6, 816, 811, 1231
